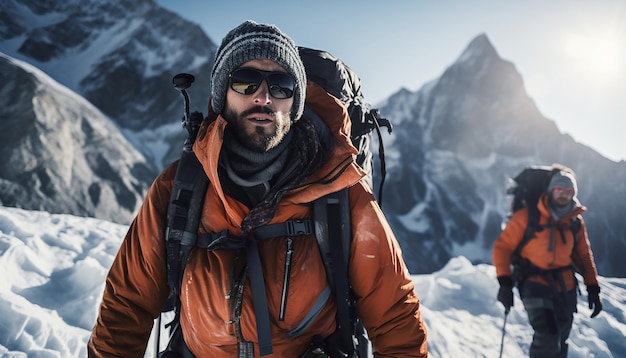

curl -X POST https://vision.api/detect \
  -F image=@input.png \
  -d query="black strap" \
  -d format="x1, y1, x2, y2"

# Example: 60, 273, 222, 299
314, 188, 358, 356
369, 108, 391, 206
254, 220, 314, 239
193, 220, 314, 252
246, 237, 273, 356
164, 150, 209, 312
515, 206, 541, 259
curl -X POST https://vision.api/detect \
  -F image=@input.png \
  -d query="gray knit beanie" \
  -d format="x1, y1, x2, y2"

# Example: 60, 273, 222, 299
548, 171, 578, 197
210, 20, 307, 122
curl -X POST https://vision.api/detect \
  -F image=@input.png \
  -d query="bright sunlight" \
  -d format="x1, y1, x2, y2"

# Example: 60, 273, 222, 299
562, 33, 623, 83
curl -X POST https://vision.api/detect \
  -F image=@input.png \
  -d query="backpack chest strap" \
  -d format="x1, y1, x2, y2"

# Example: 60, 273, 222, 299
254, 219, 314, 239
195, 219, 315, 251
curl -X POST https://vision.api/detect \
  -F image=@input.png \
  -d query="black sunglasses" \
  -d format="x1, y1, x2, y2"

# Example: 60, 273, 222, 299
228, 68, 295, 99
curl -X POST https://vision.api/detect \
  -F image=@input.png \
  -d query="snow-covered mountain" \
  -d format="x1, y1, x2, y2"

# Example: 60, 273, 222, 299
375, 34, 626, 277
0, 52, 152, 224
1, 205, 624, 357
1, 0, 625, 277
0, 0, 216, 170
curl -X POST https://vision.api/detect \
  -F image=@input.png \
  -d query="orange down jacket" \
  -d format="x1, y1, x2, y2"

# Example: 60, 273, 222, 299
492, 194, 599, 291
88, 83, 428, 357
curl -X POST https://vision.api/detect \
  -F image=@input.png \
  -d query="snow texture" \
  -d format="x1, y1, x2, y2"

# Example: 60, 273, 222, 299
0, 206, 624, 357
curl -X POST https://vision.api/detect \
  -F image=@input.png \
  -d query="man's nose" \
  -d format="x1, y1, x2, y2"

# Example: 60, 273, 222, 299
252, 80, 272, 104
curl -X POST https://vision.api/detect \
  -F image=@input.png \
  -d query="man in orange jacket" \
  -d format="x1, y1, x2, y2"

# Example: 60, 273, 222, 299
493, 168, 602, 358
88, 20, 427, 357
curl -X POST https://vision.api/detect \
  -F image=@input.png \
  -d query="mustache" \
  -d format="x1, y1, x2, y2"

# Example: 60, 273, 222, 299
241, 106, 275, 117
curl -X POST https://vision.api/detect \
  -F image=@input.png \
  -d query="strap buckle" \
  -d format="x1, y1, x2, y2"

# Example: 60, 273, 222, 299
286, 220, 313, 236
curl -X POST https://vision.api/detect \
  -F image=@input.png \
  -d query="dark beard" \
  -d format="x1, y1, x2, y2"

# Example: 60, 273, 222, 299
223, 106, 292, 152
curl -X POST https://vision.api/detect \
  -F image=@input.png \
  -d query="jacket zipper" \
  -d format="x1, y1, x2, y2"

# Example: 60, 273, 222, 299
279, 238, 294, 321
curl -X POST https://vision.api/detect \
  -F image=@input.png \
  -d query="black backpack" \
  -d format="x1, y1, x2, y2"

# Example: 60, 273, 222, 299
504, 164, 582, 283
298, 47, 392, 203
158, 47, 390, 357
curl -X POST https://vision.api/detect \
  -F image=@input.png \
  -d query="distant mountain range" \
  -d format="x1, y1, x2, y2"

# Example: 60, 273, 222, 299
1, 0, 624, 276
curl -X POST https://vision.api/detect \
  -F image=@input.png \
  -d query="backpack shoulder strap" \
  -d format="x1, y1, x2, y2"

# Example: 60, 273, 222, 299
313, 188, 367, 357
512, 205, 541, 261
571, 215, 582, 236
313, 188, 350, 296
568, 215, 586, 274
163, 150, 209, 313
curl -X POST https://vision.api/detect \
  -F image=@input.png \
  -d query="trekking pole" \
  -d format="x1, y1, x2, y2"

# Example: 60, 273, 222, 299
154, 314, 161, 358
498, 309, 509, 358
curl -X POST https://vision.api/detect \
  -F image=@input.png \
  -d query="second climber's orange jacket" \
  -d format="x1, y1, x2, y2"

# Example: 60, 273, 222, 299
493, 194, 599, 291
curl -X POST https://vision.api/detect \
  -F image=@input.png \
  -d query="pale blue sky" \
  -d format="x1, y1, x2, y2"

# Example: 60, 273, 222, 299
157, 0, 626, 162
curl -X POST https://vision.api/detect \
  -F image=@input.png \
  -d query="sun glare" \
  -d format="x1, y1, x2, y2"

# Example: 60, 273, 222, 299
563, 33, 623, 82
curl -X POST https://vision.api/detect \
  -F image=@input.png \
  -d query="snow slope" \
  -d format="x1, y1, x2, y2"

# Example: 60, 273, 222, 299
1, 206, 624, 357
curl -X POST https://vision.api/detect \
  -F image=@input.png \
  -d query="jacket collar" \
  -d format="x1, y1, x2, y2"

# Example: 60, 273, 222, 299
192, 82, 364, 211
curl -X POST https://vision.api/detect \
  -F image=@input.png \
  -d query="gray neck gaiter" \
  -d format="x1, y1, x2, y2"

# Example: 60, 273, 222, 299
548, 199, 576, 221
220, 127, 293, 199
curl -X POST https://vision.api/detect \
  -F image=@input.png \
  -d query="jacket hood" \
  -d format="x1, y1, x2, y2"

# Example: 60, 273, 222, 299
192, 81, 365, 225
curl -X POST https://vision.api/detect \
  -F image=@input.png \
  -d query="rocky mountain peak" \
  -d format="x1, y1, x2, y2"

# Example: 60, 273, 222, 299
0, 52, 154, 224
377, 34, 626, 276
1, 0, 216, 169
